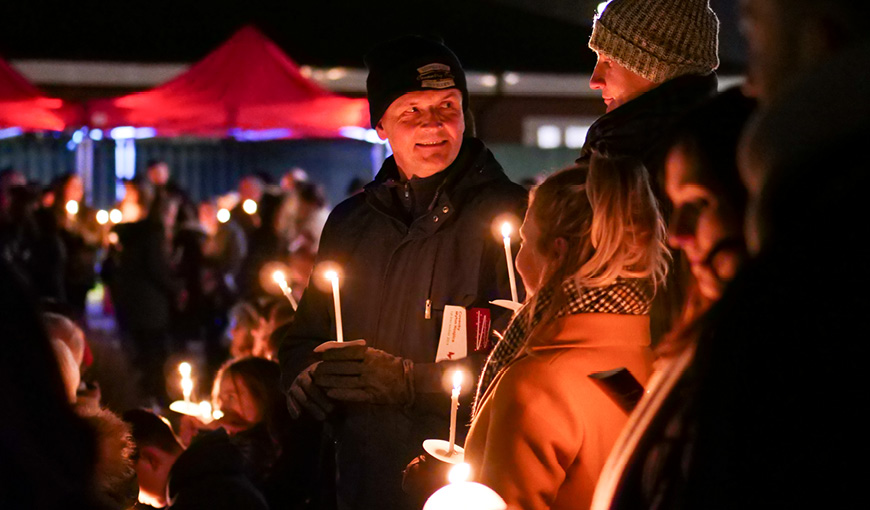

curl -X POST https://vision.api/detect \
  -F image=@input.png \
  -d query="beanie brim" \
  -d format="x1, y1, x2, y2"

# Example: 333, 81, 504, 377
589, 19, 718, 83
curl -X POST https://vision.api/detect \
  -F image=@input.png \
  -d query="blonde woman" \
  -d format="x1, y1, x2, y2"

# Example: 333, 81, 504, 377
464, 154, 669, 510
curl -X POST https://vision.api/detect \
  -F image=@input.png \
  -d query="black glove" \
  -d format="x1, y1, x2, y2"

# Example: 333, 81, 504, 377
286, 362, 334, 420
314, 343, 414, 405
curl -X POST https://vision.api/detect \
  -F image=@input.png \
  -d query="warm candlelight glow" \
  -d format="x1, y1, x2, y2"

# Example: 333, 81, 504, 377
198, 401, 212, 420
109, 208, 123, 224
212, 409, 224, 420
181, 378, 193, 401
242, 199, 258, 215
65, 200, 79, 216
178, 362, 192, 378
448, 463, 471, 484
217, 208, 231, 223
324, 270, 338, 282
500, 221, 512, 239
272, 270, 286, 285
453, 370, 463, 391
96, 209, 109, 225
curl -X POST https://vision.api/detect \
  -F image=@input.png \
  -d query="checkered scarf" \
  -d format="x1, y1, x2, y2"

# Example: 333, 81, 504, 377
473, 277, 653, 416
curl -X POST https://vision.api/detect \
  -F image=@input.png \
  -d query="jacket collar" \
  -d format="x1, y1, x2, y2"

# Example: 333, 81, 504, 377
364, 137, 504, 229
580, 73, 718, 161
527, 313, 651, 351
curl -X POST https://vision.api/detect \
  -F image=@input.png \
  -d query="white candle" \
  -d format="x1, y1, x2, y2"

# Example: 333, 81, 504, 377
501, 222, 519, 302
325, 270, 344, 343
448, 370, 462, 454
272, 270, 298, 309
179, 362, 193, 402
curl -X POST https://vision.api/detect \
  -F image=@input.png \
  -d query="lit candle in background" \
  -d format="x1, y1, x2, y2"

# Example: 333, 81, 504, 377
242, 199, 258, 215
501, 222, 519, 302
324, 270, 344, 343
272, 270, 298, 309
423, 462, 507, 510
66, 200, 79, 216
96, 209, 109, 225
448, 370, 462, 454
109, 208, 123, 224
179, 362, 193, 402
217, 208, 231, 223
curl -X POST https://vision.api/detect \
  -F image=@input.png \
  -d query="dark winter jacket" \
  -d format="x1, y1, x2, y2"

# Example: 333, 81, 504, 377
579, 73, 718, 188
111, 219, 180, 331
279, 137, 527, 510
167, 429, 269, 510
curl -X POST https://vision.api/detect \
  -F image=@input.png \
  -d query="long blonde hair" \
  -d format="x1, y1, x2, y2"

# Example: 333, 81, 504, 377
525, 153, 669, 333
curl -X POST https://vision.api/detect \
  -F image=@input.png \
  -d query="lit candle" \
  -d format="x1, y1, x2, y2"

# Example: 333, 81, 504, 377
109, 208, 123, 224
324, 270, 344, 343
501, 222, 519, 302
96, 209, 109, 225
179, 362, 193, 402
448, 370, 462, 454
272, 270, 298, 309
242, 199, 258, 215
65, 200, 79, 216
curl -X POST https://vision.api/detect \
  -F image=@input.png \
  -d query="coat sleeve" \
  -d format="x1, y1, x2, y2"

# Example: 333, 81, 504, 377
474, 359, 584, 510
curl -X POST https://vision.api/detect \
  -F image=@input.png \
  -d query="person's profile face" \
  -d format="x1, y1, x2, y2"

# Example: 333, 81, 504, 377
216, 373, 262, 433
375, 88, 465, 179
515, 209, 550, 296
665, 145, 744, 301
589, 53, 657, 113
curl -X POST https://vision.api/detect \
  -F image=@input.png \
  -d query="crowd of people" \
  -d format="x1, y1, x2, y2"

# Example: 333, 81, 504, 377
2, 0, 868, 509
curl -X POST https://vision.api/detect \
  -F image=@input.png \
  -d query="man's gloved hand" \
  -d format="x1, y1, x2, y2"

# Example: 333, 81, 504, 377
314, 345, 415, 405
286, 362, 334, 421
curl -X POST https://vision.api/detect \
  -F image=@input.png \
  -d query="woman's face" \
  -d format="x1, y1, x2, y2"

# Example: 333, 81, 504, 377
216, 373, 262, 433
665, 145, 744, 301
515, 208, 551, 296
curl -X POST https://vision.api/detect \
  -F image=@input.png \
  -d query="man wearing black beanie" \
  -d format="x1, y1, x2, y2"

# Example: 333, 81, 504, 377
279, 35, 527, 510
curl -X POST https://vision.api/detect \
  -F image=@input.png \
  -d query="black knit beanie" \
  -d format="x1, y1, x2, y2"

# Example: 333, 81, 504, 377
364, 35, 468, 128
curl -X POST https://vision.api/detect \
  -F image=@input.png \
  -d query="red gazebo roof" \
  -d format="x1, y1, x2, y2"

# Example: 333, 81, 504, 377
0, 56, 80, 131
87, 26, 370, 137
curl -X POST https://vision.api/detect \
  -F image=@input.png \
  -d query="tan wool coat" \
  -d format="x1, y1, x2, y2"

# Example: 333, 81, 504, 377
464, 313, 654, 510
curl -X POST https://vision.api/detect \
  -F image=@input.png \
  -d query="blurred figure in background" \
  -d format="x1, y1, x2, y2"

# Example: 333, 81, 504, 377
111, 193, 182, 404
50, 173, 101, 321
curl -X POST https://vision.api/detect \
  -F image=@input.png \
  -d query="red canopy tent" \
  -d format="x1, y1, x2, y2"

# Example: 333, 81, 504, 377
87, 26, 370, 138
0, 56, 80, 131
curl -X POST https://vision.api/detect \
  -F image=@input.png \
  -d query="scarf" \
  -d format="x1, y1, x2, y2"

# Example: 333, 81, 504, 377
473, 277, 653, 416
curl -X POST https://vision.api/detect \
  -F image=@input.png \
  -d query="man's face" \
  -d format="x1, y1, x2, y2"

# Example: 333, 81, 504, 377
590, 53, 657, 112
376, 89, 465, 179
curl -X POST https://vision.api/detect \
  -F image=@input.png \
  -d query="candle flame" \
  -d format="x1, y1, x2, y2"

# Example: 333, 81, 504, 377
181, 378, 193, 396
217, 208, 231, 223
96, 210, 109, 225
272, 270, 286, 285
500, 222, 512, 239
324, 270, 338, 282
212, 409, 224, 420
109, 208, 123, 224
178, 362, 192, 378
453, 370, 463, 390
65, 200, 79, 216
448, 463, 471, 484
242, 199, 258, 215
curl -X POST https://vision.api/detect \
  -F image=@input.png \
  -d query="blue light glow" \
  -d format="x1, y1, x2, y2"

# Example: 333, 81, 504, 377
0, 127, 23, 139
229, 128, 294, 141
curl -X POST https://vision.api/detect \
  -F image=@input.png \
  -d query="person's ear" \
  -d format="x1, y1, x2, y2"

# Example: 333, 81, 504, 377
553, 237, 569, 264
139, 446, 165, 471
375, 121, 388, 141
